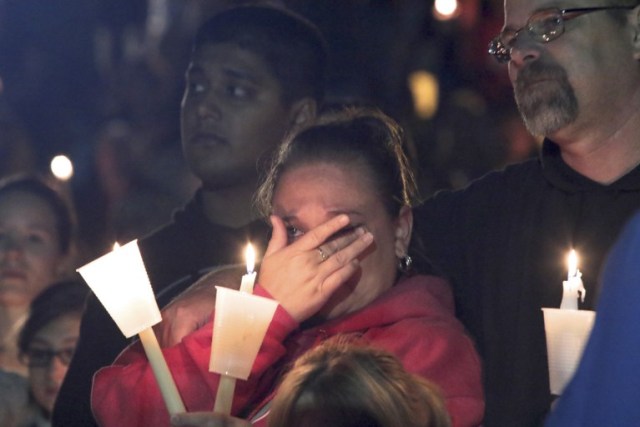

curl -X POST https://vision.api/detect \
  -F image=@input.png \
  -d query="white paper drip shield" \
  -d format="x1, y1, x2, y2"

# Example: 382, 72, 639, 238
210, 286, 278, 380
77, 240, 161, 338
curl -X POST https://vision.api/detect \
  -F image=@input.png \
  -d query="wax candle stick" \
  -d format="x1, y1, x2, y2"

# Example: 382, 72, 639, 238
138, 327, 186, 414
77, 240, 185, 416
211, 288, 278, 415
213, 243, 253, 414
213, 375, 236, 414
213, 243, 255, 414
567, 249, 577, 281
560, 249, 586, 310
239, 243, 257, 294
542, 249, 594, 396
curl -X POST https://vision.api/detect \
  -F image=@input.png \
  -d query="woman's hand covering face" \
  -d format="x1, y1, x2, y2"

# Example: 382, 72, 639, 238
258, 214, 374, 323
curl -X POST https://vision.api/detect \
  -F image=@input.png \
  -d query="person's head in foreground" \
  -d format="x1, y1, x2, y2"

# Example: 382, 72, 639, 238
268, 337, 451, 427
18, 280, 88, 419
256, 106, 419, 322
180, 3, 327, 191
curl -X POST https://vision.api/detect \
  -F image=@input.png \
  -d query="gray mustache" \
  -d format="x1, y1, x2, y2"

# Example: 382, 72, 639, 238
516, 61, 568, 91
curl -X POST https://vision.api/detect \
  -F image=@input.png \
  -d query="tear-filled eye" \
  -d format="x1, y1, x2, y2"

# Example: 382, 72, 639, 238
285, 224, 305, 243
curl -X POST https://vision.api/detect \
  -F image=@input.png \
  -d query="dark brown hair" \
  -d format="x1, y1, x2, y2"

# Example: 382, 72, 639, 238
255, 107, 418, 219
18, 279, 88, 357
193, 4, 327, 106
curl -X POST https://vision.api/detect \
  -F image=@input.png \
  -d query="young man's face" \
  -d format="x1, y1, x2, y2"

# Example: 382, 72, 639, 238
180, 42, 296, 190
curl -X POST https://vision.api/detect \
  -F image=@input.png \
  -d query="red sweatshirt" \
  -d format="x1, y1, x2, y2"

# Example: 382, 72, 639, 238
92, 275, 484, 426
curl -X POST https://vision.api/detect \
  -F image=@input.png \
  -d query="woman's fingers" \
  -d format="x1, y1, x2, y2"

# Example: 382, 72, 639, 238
316, 226, 366, 263
325, 229, 372, 267
298, 214, 350, 250
317, 230, 374, 290
322, 234, 374, 293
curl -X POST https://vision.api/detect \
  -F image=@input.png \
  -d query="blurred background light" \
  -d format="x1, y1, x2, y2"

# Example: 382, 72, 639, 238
433, 0, 460, 21
50, 154, 74, 181
408, 70, 439, 120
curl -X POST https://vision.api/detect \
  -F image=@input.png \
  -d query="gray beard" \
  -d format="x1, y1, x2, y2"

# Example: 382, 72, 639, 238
514, 62, 578, 137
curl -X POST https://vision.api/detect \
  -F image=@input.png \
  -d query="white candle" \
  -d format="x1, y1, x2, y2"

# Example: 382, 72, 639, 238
214, 242, 255, 414
560, 249, 586, 310
567, 249, 577, 281
213, 375, 236, 414
77, 240, 185, 416
239, 243, 257, 294
138, 327, 186, 414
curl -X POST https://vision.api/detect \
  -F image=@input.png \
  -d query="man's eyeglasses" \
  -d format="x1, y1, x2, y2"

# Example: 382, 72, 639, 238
488, 6, 637, 63
22, 347, 75, 368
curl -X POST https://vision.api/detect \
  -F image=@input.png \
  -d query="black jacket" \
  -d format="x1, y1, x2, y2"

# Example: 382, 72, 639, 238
416, 140, 640, 426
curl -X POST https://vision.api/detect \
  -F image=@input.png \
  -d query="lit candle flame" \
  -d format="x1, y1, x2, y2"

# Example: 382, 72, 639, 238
567, 249, 578, 280
113, 242, 120, 251
245, 243, 255, 274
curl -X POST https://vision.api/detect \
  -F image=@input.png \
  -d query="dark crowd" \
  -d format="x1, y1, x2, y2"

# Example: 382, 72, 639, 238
0, 0, 535, 261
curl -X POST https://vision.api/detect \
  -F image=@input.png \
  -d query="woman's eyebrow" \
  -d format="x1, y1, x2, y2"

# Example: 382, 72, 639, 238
278, 214, 297, 223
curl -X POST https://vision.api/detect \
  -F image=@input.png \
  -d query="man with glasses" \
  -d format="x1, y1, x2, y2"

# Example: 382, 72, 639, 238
416, 0, 640, 425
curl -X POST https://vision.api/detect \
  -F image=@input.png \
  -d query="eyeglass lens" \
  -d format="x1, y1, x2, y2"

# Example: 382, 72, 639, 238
488, 6, 637, 63
26, 347, 75, 367
489, 9, 565, 63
